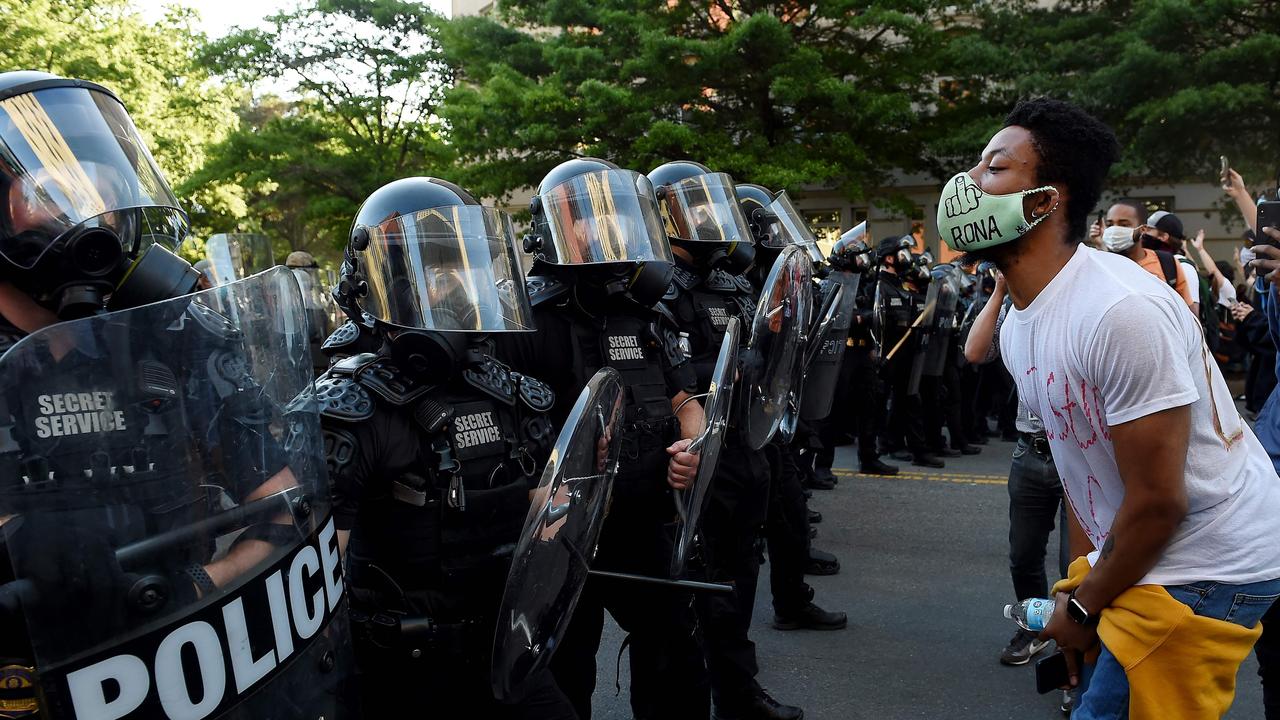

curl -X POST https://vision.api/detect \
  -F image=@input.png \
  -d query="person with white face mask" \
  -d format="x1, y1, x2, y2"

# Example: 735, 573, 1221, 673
1098, 200, 1196, 311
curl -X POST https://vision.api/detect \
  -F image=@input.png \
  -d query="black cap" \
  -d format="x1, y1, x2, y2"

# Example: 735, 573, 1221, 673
1147, 210, 1184, 240
876, 236, 901, 259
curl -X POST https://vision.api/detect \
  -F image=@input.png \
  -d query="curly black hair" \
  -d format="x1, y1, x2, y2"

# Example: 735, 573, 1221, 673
1004, 98, 1121, 242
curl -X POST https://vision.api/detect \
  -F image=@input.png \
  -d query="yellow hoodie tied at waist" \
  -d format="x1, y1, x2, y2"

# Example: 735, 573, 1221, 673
1053, 557, 1262, 720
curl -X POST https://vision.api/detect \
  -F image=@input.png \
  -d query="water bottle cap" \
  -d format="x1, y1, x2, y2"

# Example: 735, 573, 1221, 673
1003, 604, 1013, 619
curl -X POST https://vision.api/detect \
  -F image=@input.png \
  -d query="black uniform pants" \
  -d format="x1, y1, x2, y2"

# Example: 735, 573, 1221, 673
696, 442, 770, 710
1007, 436, 1069, 601
884, 358, 927, 455
766, 443, 813, 616
550, 506, 709, 720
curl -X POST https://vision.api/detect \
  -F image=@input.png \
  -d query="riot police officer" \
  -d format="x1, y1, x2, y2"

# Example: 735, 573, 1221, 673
316, 177, 576, 718
736, 183, 847, 634
875, 236, 944, 468
824, 226, 897, 476
496, 158, 709, 720
0, 71, 349, 719
650, 162, 803, 720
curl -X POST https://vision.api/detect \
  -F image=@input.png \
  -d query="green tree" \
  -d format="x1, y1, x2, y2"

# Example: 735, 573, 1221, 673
438, 0, 971, 206
194, 0, 456, 262
935, 0, 1280, 189
0, 0, 245, 244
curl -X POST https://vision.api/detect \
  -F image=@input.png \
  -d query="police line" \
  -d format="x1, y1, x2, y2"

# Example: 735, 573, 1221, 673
51, 517, 344, 720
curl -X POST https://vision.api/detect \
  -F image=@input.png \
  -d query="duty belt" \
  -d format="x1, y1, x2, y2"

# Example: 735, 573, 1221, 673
620, 416, 678, 460
1019, 431, 1052, 459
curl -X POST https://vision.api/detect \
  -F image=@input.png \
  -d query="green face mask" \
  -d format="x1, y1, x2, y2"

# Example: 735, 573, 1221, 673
936, 173, 1059, 252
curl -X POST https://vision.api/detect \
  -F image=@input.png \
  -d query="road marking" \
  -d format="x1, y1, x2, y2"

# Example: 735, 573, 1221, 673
831, 469, 1006, 486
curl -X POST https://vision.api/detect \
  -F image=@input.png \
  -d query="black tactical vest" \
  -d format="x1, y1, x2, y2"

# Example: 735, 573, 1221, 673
318, 351, 554, 597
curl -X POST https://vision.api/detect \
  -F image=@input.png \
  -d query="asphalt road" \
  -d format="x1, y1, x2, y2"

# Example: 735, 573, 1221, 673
590, 438, 1267, 720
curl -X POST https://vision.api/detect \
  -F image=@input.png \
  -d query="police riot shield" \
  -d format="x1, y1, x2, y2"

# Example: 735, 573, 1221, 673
492, 368, 625, 702
744, 245, 813, 450
670, 317, 740, 578
922, 264, 963, 377
0, 268, 354, 720
205, 233, 277, 285
800, 270, 861, 422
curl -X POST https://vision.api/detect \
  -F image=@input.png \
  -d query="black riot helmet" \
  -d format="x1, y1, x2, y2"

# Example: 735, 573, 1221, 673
647, 160, 754, 274
0, 71, 198, 320
338, 176, 534, 373
526, 157, 674, 308
828, 222, 874, 274
734, 182, 824, 266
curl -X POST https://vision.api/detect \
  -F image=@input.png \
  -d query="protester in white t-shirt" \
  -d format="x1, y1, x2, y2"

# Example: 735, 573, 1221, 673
934, 97, 1280, 720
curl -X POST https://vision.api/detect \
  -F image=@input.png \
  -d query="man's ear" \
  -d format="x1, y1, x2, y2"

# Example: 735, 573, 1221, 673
1028, 184, 1064, 220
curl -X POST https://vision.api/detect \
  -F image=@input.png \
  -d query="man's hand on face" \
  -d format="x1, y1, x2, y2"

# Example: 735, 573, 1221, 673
666, 438, 699, 490
1038, 591, 1099, 689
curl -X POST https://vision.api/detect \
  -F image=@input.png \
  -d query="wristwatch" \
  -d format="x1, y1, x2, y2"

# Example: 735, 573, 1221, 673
1066, 590, 1099, 626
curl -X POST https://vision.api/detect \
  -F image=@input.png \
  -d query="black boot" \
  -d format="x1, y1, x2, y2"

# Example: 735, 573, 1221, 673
714, 686, 805, 720
772, 602, 848, 632
805, 548, 839, 576
859, 458, 899, 476
803, 469, 835, 490
807, 509, 822, 524
912, 453, 945, 469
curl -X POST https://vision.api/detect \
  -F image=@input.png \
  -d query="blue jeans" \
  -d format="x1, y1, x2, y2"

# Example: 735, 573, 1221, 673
1073, 577, 1280, 719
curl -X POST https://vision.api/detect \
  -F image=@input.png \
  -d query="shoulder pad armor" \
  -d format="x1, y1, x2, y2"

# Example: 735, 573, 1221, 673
704, 268, 738, 293
464, 354, 517, 405
731, 295, 758, 321
733, 274, 754, 293
652, 301, 680, 330
360, 358, 435, 406
527, 275, 569, 308
329, 352, 379, 377
662, 282, 680, 302
672, 265, 701, 291
184, 301, 242, 342
322, 321, 362, 354
314, 375, 375, 422
514, 372, 555, 413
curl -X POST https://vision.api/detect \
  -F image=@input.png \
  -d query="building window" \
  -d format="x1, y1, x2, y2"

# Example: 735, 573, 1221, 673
803, 209, 842, 256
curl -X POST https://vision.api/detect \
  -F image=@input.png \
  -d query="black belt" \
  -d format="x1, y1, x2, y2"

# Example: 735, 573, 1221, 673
1019, 431, 1052, 458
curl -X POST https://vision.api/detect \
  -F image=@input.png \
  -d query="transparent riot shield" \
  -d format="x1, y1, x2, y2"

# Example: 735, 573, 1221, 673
670, 317, 739, 578
800, 271, 861, 422
743, 245, 813, 450
491, 368, 625, 701
205, 233, 277, 286
0, 268, 354, 720
922, 264, 962, 378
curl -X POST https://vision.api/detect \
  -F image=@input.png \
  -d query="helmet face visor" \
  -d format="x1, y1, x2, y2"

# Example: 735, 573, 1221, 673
537, 169, 672, 266
0, 85, 186, 269
769, 191, 823, 264
359, 204, 534, 332
657, 172, 752, 246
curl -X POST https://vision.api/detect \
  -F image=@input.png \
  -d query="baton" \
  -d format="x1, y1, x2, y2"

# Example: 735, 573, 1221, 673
883, 300, 936, 363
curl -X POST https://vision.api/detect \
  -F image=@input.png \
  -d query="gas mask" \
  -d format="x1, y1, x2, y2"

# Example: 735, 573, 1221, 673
388, 327, 479, 375
9, 216, 198, 320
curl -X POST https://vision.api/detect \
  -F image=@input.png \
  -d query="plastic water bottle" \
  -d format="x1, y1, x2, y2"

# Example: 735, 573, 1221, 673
1004, 598, 1055, 633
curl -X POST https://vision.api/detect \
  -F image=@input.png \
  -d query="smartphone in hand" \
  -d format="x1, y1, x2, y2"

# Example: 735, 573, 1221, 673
1258, 201, 1280, 246
1036, 651, 1071, 695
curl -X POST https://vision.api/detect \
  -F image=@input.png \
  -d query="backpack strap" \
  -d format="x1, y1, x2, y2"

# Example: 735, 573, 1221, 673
1155, 250, 1178, 288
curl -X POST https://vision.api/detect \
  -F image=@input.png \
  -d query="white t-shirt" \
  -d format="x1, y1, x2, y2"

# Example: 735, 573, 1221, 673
1175, 257, 1199, 305
1000, 244, 1280, 586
